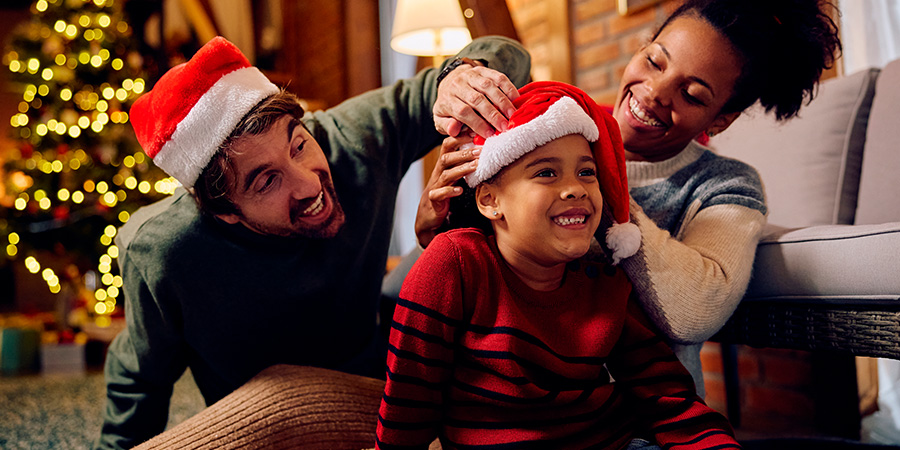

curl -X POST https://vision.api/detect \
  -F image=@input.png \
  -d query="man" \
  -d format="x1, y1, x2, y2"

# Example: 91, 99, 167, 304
96, 36, 530, 449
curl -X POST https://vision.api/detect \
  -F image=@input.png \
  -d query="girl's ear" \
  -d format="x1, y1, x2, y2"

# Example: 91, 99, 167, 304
475, 184, 501, 221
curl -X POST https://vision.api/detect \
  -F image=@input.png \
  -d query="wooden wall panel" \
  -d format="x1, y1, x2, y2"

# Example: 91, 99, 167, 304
276, 0, 381, 109
344, 0, 382, 98
279, 1, 345, 107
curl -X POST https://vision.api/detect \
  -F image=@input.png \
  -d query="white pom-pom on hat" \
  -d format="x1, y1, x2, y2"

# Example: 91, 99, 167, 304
607, 221, 641, 265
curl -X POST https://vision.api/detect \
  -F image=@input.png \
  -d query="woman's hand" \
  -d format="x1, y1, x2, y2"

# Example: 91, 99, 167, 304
433, 62, 519, 137
415, 135, 480, 248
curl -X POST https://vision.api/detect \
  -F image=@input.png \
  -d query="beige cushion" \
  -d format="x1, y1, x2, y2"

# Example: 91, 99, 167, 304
711, 68, 879, 228
746, 222, 900, 300
855, 58, 900, 225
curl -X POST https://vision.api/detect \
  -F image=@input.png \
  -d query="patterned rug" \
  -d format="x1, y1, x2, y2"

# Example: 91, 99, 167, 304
0, 369, 204, 449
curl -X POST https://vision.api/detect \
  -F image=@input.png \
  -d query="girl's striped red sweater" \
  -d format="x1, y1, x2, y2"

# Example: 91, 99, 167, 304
376, 228, 739, 449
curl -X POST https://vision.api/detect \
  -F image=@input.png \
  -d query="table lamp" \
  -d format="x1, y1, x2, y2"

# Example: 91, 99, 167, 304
390, 0, 472, 66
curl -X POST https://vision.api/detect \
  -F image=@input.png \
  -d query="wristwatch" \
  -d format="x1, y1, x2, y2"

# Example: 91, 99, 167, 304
436, 57, 480, 87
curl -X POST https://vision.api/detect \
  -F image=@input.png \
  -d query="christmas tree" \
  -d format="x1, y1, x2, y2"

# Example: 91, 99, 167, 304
1, 0, 176, 329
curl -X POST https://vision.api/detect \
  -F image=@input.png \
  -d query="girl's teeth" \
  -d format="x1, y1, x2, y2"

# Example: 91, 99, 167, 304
629, 97, 664, 127
302, 191, 324, 216
555, 216, 586, 226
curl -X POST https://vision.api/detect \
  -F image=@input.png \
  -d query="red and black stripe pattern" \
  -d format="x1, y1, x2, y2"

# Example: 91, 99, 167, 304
376, 229, 739, 449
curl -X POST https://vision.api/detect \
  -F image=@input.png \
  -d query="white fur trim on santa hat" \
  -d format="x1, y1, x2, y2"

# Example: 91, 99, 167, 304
607, 221, 641, 265
152, 66, 279, 188
465, 96, 600, 188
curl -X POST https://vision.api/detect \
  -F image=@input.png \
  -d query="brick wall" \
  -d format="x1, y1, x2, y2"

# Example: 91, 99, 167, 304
506, 0, 567, 82
509, 0, 681, 103
570, 0, 666, 103
701, 343, 819, 438
505, 0, 825, 440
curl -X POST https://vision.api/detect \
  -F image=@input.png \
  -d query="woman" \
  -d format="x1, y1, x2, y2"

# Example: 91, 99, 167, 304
413, 0, 841, 396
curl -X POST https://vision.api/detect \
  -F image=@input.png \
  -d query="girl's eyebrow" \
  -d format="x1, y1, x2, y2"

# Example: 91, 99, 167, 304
522, 154, 595, 168
524, 156, 560, 168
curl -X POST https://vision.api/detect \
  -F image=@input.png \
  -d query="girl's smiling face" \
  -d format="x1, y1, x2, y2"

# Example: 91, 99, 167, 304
477, 134, 603, 274
613, 15, 743, 162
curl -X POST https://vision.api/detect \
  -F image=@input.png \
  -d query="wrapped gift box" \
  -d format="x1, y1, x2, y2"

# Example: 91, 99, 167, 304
0, 326, 41, 375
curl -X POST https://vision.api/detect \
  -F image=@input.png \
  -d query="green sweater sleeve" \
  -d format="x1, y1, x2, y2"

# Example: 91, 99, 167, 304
96, 255, 190, 449
303, 35, 531, 185
96, 195, 191, 450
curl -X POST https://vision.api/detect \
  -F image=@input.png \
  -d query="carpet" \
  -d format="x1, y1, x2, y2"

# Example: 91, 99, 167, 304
0, 370, 205, 449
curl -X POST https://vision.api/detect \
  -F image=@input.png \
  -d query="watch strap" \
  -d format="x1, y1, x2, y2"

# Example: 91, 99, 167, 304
436, 57, 478, 87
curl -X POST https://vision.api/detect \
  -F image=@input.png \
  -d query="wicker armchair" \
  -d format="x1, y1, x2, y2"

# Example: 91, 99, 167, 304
715, 295, 900, 360
706, 58, 900, 448
713, 222, 900, 360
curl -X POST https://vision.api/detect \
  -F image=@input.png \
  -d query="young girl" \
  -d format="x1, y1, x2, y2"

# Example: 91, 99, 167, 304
375, 82, 739, 449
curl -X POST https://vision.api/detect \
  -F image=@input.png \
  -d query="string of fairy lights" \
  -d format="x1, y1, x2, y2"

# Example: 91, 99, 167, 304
2, 0, 177, 325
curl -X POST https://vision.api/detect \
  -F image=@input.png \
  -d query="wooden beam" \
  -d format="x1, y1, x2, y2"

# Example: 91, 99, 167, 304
179, 0, 219, 44
457, 0, 519, 40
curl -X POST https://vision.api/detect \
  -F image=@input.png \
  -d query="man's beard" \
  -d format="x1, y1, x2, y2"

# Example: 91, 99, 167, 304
241, 175, 346, 239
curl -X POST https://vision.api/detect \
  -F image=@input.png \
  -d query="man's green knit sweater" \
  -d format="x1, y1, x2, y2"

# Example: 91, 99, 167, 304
96, 36, 531, 450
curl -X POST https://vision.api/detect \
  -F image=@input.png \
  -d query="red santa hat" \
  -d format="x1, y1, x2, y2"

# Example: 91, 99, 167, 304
465, 81, 640, 264
130, 36, 279, 188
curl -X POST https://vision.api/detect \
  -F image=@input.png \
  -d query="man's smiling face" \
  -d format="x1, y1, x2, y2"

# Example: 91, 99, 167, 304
216, 115, 346, 238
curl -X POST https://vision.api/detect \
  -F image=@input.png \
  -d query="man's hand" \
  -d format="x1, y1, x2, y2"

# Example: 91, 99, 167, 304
415, 135, 479, 248
433, 62, 520, 138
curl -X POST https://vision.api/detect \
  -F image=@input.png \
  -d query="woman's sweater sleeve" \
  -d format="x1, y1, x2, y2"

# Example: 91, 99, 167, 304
621, 198, 766, 344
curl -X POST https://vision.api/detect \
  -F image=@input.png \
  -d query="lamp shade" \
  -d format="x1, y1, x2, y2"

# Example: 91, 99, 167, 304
391, 0, 472, 56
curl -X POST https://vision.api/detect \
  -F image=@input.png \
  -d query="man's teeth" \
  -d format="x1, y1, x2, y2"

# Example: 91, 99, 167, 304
554, 216, 586, 226
302, 191, 325, 216
629, 97, 664, 127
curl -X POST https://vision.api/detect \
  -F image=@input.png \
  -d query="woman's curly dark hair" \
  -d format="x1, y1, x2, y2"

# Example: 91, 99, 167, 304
656, 0, 842, 121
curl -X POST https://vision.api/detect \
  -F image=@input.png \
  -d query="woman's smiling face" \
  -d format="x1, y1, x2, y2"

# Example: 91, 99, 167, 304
613, 15, 743, 162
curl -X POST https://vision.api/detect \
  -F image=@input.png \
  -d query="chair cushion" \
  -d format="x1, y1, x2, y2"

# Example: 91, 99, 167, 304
711, 68, 879, 228
745, 222, 900, 301
855, 58, 900, 225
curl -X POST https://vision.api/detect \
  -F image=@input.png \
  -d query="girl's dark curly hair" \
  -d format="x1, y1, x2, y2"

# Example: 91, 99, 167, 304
656, 0, 842, 121
441, 181, 494, 236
